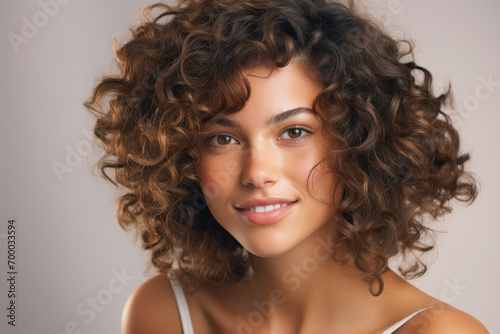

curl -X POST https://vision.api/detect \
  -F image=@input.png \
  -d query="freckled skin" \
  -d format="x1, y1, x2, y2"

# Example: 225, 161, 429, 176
198, 61, 340, 258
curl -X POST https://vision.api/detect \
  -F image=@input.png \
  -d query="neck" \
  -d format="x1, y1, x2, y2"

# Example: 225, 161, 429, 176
242, 228, 400, 332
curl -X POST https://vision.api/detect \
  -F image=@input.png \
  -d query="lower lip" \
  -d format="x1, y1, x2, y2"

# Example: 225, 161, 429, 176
236, 202, 297, 225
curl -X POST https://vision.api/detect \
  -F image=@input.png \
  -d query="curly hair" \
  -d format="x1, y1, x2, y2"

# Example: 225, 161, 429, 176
85, 0, 477, 296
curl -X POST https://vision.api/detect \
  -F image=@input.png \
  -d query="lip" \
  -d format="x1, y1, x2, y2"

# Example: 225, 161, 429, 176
236, 197, 297, 209
235, 199, 298, 225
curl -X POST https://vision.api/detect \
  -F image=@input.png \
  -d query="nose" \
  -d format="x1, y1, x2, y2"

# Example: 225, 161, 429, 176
241, 143, 280, 188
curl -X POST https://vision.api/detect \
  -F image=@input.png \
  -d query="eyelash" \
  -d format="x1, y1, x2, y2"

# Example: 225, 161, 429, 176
206, 126, 314, 147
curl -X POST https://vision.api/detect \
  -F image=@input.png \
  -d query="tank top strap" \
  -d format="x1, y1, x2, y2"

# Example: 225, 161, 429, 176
170, 279, 195, 334
381, 306, 493, 334
381, 306, 436, 334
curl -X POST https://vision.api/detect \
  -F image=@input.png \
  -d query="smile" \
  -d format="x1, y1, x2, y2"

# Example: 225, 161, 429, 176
237, 201, 298, 225
243, 203, 293, 212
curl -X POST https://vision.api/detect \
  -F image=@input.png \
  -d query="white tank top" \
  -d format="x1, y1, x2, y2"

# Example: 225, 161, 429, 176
169, 279, 490, 334
170, 279, 195, 334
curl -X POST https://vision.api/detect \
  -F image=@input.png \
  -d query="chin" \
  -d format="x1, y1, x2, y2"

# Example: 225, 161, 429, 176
238, 232, 298, 259
245, 247, 291, 259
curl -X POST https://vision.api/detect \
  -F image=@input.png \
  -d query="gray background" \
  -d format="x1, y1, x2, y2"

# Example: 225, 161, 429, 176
1, 0, 499, 333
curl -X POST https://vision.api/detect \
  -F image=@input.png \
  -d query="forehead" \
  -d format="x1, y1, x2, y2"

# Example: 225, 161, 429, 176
245, 62, 323, 115
200, 60, 326, 131
244, 62, 321, 110
243, 61, 320, 89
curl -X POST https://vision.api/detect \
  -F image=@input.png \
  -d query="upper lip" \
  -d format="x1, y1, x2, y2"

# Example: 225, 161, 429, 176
235, 198, 297, 209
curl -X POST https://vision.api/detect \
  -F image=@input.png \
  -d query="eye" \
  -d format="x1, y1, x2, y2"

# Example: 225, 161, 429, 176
280, 127, 312, 140
208, 134, 237, 146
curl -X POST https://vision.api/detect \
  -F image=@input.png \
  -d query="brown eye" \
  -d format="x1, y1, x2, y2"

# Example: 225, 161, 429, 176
281, 127, 311, 140
217, 135, 231, 145
209, 134, 236, 146
286, 128, 302, 139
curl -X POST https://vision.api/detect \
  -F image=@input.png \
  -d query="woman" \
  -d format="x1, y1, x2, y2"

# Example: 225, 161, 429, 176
85, 0, 490, 332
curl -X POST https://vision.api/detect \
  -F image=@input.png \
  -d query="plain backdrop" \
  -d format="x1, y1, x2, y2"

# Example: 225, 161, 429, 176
1, 0, 499, 333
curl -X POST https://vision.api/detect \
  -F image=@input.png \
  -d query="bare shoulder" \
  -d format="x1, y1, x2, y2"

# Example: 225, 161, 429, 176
121, 274, 182, 334
398, 307, 491, 334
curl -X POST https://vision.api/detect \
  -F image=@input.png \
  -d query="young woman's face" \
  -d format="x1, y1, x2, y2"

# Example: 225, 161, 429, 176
198, 61, 340, 258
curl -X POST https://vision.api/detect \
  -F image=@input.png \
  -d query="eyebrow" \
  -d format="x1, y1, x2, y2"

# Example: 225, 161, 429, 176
212, 107, 321, 128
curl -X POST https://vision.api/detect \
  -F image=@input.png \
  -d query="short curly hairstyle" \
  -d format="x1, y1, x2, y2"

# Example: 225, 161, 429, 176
85, 0, 477, 296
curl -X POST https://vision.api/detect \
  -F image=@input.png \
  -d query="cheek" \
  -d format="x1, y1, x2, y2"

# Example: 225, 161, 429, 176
198, 154, 240, 204
283, 149, 315, 180
198, 158, 221, 204
197, 155, 243, 231
315, 162, 339, 203
282, 145, 334, 198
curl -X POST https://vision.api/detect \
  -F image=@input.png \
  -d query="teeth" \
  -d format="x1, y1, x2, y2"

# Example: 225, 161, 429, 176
244, 203, 291, 212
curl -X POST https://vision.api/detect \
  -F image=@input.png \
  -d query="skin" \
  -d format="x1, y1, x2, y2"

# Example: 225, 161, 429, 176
121, 61, 490, 334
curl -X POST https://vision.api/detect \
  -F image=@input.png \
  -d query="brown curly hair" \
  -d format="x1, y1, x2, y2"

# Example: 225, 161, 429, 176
85, 0, 477, 296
